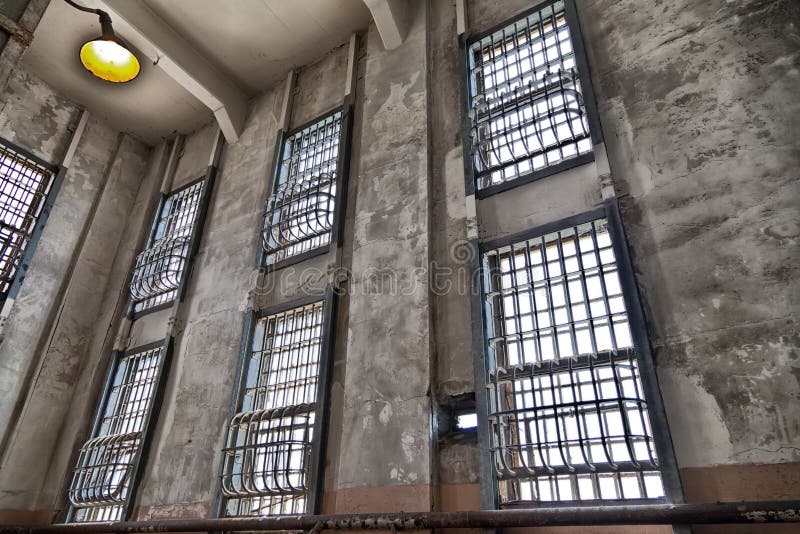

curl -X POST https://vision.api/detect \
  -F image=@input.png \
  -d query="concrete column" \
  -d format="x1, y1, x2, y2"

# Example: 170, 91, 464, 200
0, 125, 154, 517
335, 0, 433, 513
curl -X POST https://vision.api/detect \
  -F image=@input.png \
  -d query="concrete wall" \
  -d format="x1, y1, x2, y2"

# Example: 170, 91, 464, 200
335, 0, 433, 512
580, 0, 799, 470
445, 0, 800, 519
131, 42, 354, 519
0, 66, 157, 520
0, 0, 797, 529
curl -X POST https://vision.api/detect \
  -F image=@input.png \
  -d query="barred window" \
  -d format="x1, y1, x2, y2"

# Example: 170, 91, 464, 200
130, 179, 205, 313
467, 0, 593, 191
0, 139, 56, 305
220, 301, 326, 516
481, 217, 664, 504
262, 111, 341, 266
68, 345, 165, 522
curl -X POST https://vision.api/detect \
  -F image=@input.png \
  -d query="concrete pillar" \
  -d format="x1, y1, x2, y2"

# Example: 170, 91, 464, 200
0, 123, 155, 517
335, 0, 433, 513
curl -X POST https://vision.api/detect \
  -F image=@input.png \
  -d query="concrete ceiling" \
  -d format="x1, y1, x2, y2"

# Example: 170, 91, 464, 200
20, 0, 373, 145
143, 0, 372, 95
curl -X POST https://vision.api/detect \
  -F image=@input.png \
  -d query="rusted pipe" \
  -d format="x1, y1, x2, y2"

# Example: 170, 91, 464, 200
0, 501, 799, 532
0, 13, 33, 46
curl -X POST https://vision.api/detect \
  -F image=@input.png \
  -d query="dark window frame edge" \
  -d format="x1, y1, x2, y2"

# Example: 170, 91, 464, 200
471, 202, 685, 512
211, 287, 338, 519
461, 0, 604, 200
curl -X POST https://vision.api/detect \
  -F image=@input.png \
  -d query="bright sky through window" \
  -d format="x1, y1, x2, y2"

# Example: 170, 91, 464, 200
68, 346, 165, 522
263, 111, 342, 265
221, 301, 325, 517
467, 1, 593, 190
0, 141, 56, 306
482, 218, 664, 503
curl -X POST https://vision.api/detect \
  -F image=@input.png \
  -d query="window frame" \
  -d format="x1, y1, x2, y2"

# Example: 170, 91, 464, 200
65, 338, 173, 523
460, 0, 602, 199
258, 105, 353, 271
129, 169, 216, 319
213, 288, 338, 518
0, 137, 61, 308
58, 151, 220, 524
470, 199, 683, 509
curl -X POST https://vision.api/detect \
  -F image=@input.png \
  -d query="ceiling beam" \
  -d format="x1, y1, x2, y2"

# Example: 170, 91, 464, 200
90, 0, 247, 143
363, 0, 407, 50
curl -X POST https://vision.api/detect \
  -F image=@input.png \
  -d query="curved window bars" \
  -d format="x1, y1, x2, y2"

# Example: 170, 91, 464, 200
68, 345, 165, 522
262, 111, 342, 266
0, 139, 56, 306
221, 301, 325, 517
130, 179, 205, 314
481, 217, 664, 504
467, 0, 594, 191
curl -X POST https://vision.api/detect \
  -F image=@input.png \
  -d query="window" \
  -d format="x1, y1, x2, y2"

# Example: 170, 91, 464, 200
220, 300, 330, 516
480, 215, 664, 504
67, 344, 166, 522
457, 412, 479, 430
0, 139, 57, 306
129, 179, 205, 314
262, 111, 342, 266
467, 0, 594, 192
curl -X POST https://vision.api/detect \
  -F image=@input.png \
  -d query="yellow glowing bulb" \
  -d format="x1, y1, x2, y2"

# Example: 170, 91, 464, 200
80, 39, 140, 83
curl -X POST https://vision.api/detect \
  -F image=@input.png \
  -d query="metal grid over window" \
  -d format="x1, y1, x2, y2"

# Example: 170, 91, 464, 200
68, 345, 165, 522
262, 111, 341, 266
481, 218, 664, 505
0, 140, 56, 305
221, 301, 325, 516
467, 0, 593, 191
130, 180, 205, 313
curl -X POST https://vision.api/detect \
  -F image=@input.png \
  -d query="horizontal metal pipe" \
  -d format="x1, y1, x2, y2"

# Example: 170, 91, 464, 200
1, 501, 799, 533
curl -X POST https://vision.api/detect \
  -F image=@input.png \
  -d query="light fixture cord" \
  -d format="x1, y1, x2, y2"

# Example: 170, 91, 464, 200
63, 0, 105, 17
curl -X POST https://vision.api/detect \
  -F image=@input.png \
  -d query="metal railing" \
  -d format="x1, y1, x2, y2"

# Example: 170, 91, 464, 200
1, 500, 799, 532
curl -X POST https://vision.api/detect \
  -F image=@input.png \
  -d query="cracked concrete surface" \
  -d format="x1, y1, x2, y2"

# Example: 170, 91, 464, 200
0, 0, 797, 521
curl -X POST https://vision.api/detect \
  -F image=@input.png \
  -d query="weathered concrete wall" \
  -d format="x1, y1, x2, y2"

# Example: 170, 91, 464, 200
133, 39, 354, 515
0, 0, 49, 101
429, 0, 471, 402
1, 0, 798, 525
0, 66, 156, 518
430, 0, 800, 516
291, 43, 349, 130
0, 67, 76, 166
578, 0, 800, 471
132, 105, 270, 514
334, 0, 433, 513
172, 123, 218, 191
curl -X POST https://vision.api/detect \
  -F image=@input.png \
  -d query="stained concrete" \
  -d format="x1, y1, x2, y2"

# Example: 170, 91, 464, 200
130, 28, 354, 514
0, 65, 156, 514
336, 0, 432, 505
290, 42, 350, 130
0, 68, 77, 164
131, 98, 277, 509
578, 0, 800, 468
429, 0, 472, 401
476, 163, 602, 241
0, 0, 798, 524
172, 123, 219, 191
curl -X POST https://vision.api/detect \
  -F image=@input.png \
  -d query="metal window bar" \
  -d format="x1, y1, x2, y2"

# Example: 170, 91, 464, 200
67, 345, 166, 522
467, 0, 592, 190
262, 111, 342, 266
221, 301, 326, 517
0, 140, 56, 306
482, 218, 664, 505
129, 179, 205, 313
